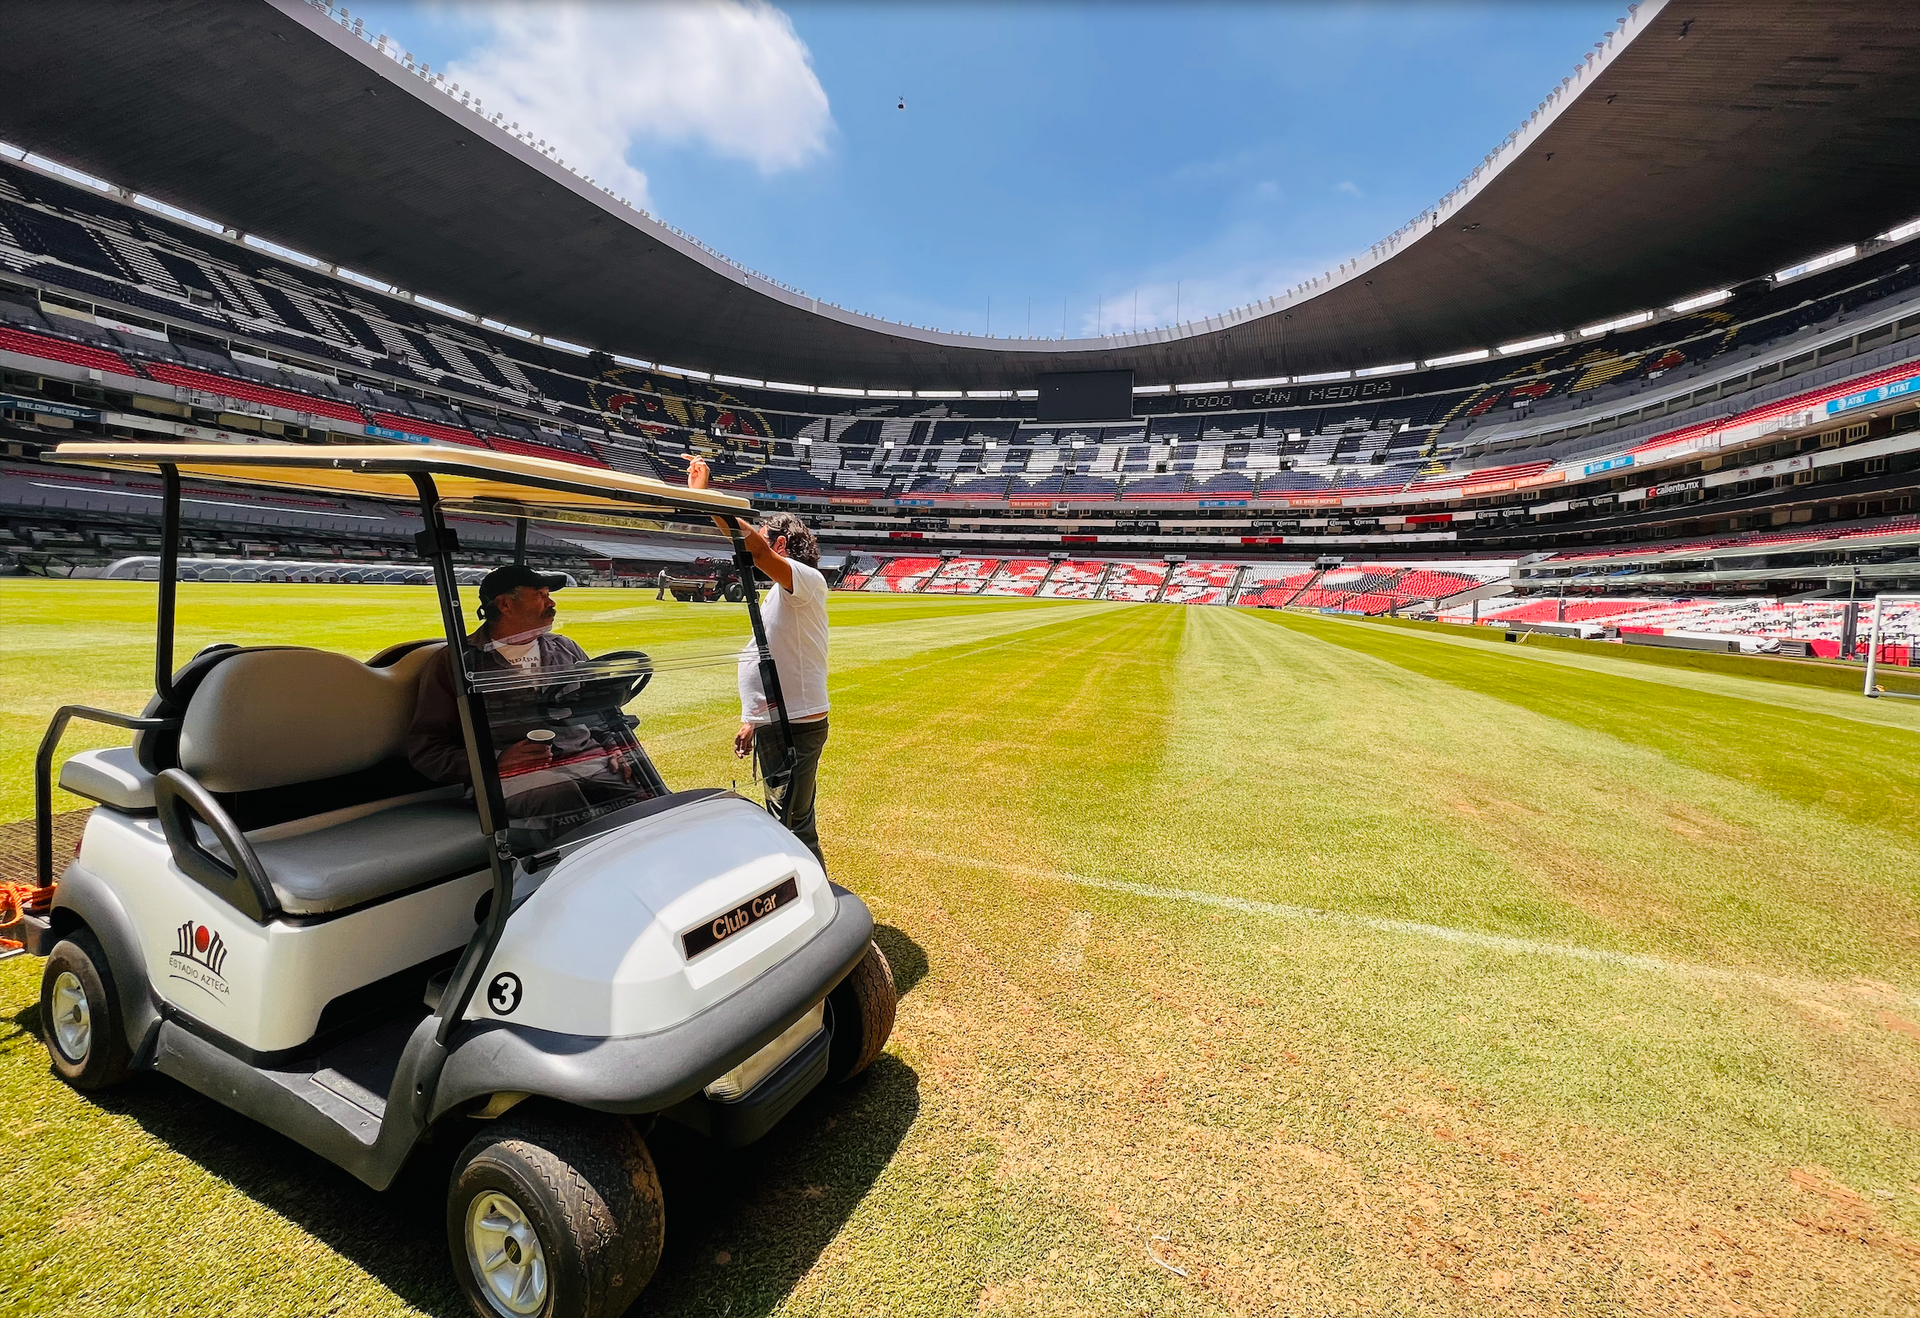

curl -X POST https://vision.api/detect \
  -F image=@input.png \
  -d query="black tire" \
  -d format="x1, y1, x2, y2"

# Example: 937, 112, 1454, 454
724, 582, 745, 604
826, 940, 897, 1084
447, 1108, 664, 1318
40, 930, 132, 1091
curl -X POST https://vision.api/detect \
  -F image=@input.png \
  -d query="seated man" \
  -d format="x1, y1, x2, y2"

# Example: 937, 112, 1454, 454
406, 563, 581, 784
407, 564, 648, 843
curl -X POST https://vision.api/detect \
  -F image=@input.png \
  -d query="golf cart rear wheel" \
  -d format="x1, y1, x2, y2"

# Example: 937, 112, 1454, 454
40, 930, 132, 1091
448, 1108, 664, 1318
826, 940, 896, 1084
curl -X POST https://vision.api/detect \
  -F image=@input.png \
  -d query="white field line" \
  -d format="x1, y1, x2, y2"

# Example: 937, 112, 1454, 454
906, 849, 1919, 1008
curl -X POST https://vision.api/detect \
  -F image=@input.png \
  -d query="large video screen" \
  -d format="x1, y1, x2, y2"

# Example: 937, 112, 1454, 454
1037, 370, 1135, 422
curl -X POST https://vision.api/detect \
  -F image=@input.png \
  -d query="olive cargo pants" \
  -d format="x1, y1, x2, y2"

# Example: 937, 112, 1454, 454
755, 716, 829, 868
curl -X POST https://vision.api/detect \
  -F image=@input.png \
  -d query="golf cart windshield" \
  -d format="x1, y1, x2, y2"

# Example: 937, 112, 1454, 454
40, 437, 799, 845
469, 651, 667, 854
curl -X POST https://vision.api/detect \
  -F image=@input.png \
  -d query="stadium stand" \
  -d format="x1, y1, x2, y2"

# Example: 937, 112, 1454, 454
1232, 564, 1319, 608
837, 554, 881, 590
979, 560, 1054, 597
920, 557, 1000, 594
0, 323, 137, 376
143, 361, 368, 424
861, 556, 942, 593
1161, 561, 1241, 606
1099, 561, 1171, 603
1036, 560, 1107, 600
1443, 594, 1920, 660
1, 147, 1917, 675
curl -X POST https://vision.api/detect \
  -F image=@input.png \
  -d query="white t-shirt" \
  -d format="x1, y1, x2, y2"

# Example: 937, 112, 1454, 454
739, 559, 830, 725
493, 639, 542, 675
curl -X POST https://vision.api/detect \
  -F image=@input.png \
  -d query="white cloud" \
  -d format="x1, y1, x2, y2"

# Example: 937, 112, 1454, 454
446, 1, 832, 211
1076, 254, 1348, 337
1334, 180, 1362, 197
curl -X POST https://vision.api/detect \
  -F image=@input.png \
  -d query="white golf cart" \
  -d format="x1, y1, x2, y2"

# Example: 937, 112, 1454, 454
22, 442, 895, 1318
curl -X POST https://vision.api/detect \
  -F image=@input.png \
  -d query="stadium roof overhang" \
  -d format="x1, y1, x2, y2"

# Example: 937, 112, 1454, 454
3, 0, 1918, 392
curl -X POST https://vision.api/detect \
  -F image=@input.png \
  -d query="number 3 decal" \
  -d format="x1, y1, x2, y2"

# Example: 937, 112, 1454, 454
488, 972, 522, 1016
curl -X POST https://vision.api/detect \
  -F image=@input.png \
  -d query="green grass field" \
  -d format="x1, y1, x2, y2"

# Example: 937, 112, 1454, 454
3, 579, 1918, 1317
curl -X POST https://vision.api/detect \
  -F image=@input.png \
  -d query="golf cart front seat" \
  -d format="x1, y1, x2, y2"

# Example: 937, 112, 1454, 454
154, 645, 491, 920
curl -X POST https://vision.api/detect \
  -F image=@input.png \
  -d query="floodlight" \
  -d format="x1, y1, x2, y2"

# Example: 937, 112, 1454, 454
1578, 311, 1652, 337
1497, 333, 1566, 354
1775, 246, 1855, 282
1669, 289, 1729, 313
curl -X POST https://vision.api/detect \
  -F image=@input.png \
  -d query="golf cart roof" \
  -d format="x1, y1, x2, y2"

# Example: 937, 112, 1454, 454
46, 441, 751, 519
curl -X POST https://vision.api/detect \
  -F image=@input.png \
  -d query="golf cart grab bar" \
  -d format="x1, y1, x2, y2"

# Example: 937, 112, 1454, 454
152, 769, 280, 924
34, 705, 176, 889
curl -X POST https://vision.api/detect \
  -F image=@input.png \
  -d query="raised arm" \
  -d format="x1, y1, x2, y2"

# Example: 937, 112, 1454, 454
686, 454, 793, 592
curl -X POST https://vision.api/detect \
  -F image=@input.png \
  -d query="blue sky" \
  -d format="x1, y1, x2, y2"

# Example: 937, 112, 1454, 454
351, 2, 1621, 337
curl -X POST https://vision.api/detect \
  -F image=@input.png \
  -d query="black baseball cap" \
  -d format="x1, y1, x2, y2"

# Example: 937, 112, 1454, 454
477, 563, 568, 605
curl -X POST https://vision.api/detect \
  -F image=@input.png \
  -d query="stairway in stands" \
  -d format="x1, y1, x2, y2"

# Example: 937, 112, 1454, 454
1281, 569, 1325, 607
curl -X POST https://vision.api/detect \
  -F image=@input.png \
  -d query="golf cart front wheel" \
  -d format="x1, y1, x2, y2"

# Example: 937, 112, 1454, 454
40, 930, 132, 1091
826, 940, 897, 1084
448, 1108, 664, 1318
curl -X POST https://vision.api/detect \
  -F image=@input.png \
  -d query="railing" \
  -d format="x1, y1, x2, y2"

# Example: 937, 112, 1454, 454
34, 707, 174, 888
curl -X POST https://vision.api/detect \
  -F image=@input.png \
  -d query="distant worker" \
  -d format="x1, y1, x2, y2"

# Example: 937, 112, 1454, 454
686, 454, 832, 866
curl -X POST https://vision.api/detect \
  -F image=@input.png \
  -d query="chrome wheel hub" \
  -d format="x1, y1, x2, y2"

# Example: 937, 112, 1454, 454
50, 970, 90, 1063
466, 1190, 548, 1315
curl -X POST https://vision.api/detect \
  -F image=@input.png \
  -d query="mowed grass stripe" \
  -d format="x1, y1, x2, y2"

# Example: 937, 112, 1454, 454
1317, 613, 1920, 734
1010, 604, 1916, 983
0, 581, 1087, 821
4, 587, 1918, 1318
1263, 608, 1920, 838
825, 602, 1920, 1315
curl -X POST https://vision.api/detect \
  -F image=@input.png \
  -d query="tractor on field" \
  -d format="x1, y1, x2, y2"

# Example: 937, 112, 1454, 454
656, 556, 745, 603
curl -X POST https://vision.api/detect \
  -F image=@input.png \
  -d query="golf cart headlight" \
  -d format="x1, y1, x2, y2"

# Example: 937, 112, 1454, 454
704, 1002, 824, 1101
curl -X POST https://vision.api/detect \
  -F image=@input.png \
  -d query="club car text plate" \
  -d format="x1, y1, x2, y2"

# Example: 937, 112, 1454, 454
683, 875, 800, 960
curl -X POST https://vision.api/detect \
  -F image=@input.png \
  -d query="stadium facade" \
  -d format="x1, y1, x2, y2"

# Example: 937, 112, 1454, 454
1, 0, 1918, 653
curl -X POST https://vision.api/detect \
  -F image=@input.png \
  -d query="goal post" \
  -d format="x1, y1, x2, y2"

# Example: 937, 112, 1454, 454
1862, 593, 1920, 699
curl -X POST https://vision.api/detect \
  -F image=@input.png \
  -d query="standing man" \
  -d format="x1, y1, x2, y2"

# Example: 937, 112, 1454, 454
686, 455, 832, 866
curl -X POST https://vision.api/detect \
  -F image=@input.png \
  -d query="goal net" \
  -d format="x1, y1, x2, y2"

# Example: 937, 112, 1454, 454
1862, 593, 1920, 700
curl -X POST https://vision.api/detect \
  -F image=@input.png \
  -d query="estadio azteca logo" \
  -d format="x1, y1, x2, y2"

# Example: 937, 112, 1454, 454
168, 920, 230, 999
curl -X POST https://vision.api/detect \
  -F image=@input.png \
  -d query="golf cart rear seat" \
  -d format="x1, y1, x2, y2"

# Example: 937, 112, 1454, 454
73, 643, 491, 920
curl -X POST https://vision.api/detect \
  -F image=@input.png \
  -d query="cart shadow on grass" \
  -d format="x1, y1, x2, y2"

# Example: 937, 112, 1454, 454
28, 923, 928, 1318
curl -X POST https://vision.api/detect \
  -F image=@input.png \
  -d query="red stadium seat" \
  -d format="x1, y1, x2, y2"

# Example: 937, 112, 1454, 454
370, 411, 485, 447
146, 361, 366, 424
0, 325, 139, 377
482, 435, 612, 467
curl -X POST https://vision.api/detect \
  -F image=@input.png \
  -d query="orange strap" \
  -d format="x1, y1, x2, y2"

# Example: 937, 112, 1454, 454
0, 882, 54, 951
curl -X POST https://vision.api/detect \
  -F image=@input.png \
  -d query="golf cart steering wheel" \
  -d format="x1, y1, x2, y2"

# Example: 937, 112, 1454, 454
589, 649, 653, 704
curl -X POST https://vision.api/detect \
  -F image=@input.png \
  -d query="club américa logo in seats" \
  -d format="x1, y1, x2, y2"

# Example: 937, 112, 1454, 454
168, 920, 231, 1000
